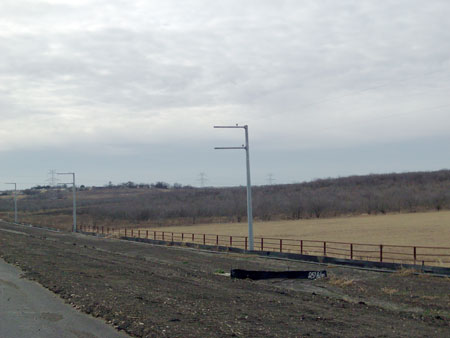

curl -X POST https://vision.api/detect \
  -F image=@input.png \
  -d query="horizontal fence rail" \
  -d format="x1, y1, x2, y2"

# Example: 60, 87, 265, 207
79, 225, 450, 267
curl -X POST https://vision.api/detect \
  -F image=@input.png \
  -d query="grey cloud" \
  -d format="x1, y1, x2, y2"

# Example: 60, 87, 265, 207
0, 0, 449, 185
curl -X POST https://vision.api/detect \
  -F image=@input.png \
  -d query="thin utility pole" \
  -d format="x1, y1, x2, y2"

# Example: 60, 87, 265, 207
214, 124, 254, 250
57, 172, 76, 232
5, 182, 17, 223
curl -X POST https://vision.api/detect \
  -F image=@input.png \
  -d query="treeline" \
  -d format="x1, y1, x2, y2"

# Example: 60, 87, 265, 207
1, 170, 449, 226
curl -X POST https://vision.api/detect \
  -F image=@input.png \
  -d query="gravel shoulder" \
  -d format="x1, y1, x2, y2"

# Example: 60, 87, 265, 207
0, 221, 449, 337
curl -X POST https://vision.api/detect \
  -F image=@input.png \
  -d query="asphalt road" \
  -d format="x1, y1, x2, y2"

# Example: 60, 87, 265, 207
0, 257, 128, 338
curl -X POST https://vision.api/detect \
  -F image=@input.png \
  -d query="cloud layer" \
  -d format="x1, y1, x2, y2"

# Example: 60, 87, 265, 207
1, 0, 449, 186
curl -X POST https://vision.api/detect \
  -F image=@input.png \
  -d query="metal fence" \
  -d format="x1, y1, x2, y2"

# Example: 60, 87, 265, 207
80, 225, 450, 267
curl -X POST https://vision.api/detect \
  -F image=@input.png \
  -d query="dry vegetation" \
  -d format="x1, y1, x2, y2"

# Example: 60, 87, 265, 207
1, 170, 449, 236
150, 211, 450, 247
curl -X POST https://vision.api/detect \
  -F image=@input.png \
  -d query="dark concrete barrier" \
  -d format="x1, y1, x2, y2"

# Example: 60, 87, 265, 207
231, 269, 327, 280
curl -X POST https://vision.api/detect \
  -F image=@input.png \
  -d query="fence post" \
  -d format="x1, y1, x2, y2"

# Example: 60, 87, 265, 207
300, 240, 303, 255
172, 232, 174, 242
162, 232, 165, 241
192, 233, 195, 242
146, 230, 148, 239
380, 245, 383, 262
280, 239, 283, 253
182, 233, 184, 241
154, 231, 156, 240
245, 237, 248, 251
216, 235, 219, 245
324, 242, 326, 256
350, 243, 353, 260
230, 236, 232, 247
413, 246, 417, 265
261, 238, 264, 251
131, 229, 134, 237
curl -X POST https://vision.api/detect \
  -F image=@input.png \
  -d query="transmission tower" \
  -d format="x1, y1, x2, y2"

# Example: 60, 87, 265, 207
198, 172, 208, 187
267, 173, 275, 185
47, 169, 58, 200
47, 169, 58, 187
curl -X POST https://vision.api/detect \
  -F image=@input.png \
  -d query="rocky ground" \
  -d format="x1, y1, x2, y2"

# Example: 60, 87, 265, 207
0, 221, 449, 337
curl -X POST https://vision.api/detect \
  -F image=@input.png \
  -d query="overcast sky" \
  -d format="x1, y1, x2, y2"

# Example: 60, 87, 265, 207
1, 0, 449, 189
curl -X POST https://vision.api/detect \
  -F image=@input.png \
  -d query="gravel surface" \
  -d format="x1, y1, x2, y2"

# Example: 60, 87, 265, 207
0, 221, 449, 337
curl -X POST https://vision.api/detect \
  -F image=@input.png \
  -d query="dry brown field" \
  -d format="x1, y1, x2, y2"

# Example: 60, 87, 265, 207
137, 211, 450, 266
146, 210, 450, 247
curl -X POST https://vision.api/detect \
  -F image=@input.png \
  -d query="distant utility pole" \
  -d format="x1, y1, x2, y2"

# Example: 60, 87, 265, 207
214, 124, 254, 251
5, 182, 17, 223
198, 172, 208, 187
57, 172, 77, 232
267, 173, 275, 185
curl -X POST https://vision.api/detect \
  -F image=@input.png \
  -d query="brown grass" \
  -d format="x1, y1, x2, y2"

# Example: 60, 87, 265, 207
144, 211, 450, 266
327, 274, 354, 287
381, 287, 398, 296
148, 211, 450, 247
393, 268, 417, 277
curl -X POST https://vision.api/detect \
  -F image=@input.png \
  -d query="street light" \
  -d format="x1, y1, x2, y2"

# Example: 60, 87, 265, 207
214, 124, 254, 250
5, 182, 17, 223
57, 172, 77, 232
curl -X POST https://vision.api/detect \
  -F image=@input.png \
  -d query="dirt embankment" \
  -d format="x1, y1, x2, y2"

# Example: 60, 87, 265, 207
0, 222, 449, 337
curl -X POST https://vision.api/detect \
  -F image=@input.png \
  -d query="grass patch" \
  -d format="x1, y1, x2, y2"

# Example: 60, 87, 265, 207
327, 273, 354, 287
381, 287, 398, 296
393, 268, 416, 277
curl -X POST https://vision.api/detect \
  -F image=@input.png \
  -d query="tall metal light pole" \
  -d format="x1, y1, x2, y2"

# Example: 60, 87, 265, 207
57, 172, 77, 232
5, 182, 17, 223
214, 124, 254, 250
